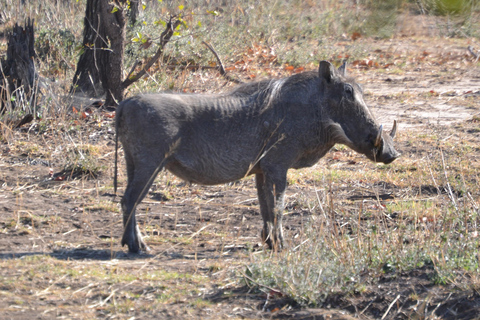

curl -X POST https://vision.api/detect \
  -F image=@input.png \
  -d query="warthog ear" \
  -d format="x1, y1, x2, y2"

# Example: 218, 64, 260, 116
390, 120, 397, 138
338, 60, 347, 77
319, 61, 337, 84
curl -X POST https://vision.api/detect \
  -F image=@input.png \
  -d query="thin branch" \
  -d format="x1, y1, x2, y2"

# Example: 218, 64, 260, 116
468, 46, 479, 63
202, 41, 242, 84
125, 60, 141, 81
122, 16, 182, 89
164, 64, 216, 71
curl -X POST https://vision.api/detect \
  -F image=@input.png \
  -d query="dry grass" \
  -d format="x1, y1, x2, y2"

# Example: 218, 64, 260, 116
248, 129, 480, 307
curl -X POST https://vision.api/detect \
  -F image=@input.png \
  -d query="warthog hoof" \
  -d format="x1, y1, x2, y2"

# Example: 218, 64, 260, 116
261, 229, 283, 251
121, 233, 150, 254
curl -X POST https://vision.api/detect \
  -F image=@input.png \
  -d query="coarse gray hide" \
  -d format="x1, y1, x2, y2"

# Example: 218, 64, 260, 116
114, 60, 400, 253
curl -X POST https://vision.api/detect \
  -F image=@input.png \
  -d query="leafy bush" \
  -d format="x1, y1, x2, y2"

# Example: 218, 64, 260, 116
62, 144, 103, 179
420, 0, 477, 15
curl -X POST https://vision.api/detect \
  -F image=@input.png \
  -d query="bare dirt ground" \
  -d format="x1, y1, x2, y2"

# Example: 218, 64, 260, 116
1, 36, 480, 319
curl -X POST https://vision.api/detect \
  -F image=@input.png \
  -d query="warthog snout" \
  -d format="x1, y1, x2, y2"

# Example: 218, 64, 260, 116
373, 120, 400, 164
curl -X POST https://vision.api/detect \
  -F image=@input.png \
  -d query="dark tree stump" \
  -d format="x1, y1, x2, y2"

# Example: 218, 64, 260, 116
0, 18, 36, 112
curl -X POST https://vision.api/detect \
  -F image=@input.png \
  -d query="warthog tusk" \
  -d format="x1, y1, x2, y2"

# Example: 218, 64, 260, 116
375, 125, 383, 148
390, 120, 397, 138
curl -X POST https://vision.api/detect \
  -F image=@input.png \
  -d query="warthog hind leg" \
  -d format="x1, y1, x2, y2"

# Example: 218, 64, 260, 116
121, 159, 162, 253
121, 199, 150, 253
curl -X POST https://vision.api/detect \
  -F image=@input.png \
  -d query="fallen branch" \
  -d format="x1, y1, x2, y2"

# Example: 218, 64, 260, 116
202, 41, 242, 84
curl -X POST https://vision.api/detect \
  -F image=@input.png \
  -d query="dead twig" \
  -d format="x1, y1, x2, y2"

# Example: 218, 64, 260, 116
202, 41, 242, 84
467, 46, 479, 63
381, 294, 401, 320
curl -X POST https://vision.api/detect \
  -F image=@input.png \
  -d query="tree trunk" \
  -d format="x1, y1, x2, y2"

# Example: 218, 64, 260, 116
72, 0, 126, 106
99, 1, 126, 106
71, 0, 103, 96
0, 18, 36, 112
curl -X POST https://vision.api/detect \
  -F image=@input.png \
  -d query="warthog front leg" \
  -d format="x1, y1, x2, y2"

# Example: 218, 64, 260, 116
256, 172, 286, 250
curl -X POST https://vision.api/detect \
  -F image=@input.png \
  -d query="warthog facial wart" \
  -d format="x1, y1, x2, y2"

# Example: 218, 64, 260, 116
114, 60, 400, 253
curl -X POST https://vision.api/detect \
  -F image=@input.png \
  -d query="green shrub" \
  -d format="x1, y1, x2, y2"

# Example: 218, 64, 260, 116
420, 0, 476, 15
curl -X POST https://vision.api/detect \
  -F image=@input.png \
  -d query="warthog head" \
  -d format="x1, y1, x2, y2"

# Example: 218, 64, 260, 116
320, 61, 400, 164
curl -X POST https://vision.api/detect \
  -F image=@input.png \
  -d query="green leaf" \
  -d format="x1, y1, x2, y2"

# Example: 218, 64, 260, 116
197, 21, 202, 27
154, 19, 166, 27
173, 31, 180, 36
111, 6, 118, 13
132, 32, 143, 42
207, 10, 219, 16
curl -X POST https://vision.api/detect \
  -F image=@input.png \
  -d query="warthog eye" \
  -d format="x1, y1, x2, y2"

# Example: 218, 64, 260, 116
344, 84, 354, 99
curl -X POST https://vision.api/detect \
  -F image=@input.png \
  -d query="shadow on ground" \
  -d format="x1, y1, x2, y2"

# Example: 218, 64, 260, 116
0, 249, 154, 261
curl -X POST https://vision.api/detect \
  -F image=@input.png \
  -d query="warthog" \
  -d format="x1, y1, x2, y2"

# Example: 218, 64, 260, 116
114, 61, 400, 253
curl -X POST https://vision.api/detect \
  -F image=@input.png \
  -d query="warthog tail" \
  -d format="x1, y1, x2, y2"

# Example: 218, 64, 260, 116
114, 127, 118, 195
114, 107, 121, 195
